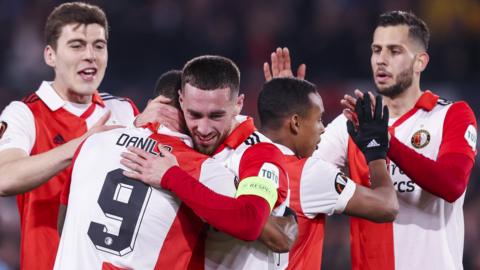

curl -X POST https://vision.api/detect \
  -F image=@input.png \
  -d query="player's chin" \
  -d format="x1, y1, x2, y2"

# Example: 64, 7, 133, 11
375, 79, 393, 89
303, 145, 317, 158
73, 81, 100, 95
195, 143, 218, 155
77, 87, 97, 96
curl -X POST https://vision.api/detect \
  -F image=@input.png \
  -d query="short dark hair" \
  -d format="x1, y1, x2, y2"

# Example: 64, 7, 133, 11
377, 11, 430, 51
153, 70, 182, 108
45, 2, 109, 49
258, 78, 319, 130
181, 55, 240, 99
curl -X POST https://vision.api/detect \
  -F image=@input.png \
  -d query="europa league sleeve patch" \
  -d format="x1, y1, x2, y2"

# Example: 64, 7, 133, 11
0, 121, 7, 139
335, 172, 348, 194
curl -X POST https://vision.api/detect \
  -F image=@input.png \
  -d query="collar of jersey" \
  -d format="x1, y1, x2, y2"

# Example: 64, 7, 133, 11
253, 131, 296, 155
415, 90, 438, 111
36, 81, 105, 111
213, 116, 256, 155
142, 122, 193, 147
274, 142, 296, 155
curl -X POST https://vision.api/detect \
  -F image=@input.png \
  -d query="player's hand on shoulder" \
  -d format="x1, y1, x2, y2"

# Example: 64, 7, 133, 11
66, 111, 123, 157
87, 110, 124, 135
121, 144, 179, 188
263, 47, 306, 81
346, 92, 389, 163
135, 95, 185, 132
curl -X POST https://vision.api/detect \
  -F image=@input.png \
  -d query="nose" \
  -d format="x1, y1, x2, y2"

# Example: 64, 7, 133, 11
376, 49, 388, 66
195, 118, 212, 136
84, 45, 96, 62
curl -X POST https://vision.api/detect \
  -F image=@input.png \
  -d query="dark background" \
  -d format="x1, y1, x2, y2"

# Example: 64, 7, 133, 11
0, 0, 479, 269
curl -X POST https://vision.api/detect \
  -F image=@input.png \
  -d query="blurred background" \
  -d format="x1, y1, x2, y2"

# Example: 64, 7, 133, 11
0, 0, 479, 269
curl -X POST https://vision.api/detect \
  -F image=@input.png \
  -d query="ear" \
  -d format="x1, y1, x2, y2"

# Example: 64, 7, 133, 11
234, 94, 244, 116
289, 114, 301, 135
44, 45, 56, 68
414, 52, 429, 73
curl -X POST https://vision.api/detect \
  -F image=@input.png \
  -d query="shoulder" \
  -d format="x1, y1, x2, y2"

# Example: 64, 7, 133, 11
446, 100, 475, 118
241, 131, 285, 159
0, 101, 34, 122
434, 96, 474, 117
99, 92, 139, 120
99, 92, 131, 103
303, 156, 340, 176
437, 98, 477, 126
21, 93, 41, 104
240, 142, 286, 173
100, 92, 138, 110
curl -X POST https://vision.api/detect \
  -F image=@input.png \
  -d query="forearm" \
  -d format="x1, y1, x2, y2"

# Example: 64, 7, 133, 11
162, 166, 270, 241
345, 158, 398, 222
0, 140, 78, 196
368, 159, 392, 189
259, 215, 298, 253
367, 159, 398, 221
388, 136, 473, 202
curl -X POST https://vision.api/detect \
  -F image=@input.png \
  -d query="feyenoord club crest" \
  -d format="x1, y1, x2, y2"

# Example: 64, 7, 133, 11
0, 121, 7, 139
411, 129, 430, 149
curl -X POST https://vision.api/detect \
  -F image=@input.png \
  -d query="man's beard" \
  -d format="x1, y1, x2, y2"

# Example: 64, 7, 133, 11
194, 141, 218, 155
192, 131, 227, 156
375, 64, 414, 99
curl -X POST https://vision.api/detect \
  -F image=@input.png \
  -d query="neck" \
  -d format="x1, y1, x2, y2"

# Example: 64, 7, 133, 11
229, 118, 241, 135
383, 82, 422, 118
51, 80, 92, 104
260, 127, 294, 152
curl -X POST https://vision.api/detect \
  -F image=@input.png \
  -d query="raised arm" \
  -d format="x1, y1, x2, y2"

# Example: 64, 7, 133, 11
344, 94, 398, 222
263, 47, 306, 81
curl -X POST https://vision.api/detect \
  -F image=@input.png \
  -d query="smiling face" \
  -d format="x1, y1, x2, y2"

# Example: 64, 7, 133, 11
371, 25, 418, 98
180, 83, 243, 155
44, 23, 107, 103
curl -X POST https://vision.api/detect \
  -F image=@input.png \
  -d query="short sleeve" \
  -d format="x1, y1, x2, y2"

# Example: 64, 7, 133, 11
237, 142, 289, 211
0, 101, 35, 154
300, 157, 356, 218
314, 114, 349, 169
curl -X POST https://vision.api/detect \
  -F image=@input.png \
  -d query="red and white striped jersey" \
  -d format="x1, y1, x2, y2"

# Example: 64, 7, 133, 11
0, 81, 138, 270
204, 117, 290, 270
54, 126, 236, 270
279, 155, 356, 269
317, 91, 477, 270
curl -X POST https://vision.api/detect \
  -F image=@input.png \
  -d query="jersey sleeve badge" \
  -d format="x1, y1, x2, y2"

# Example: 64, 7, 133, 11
258, 162, 280, 188
464, 124, 477, 152
335, 172, 348, 194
